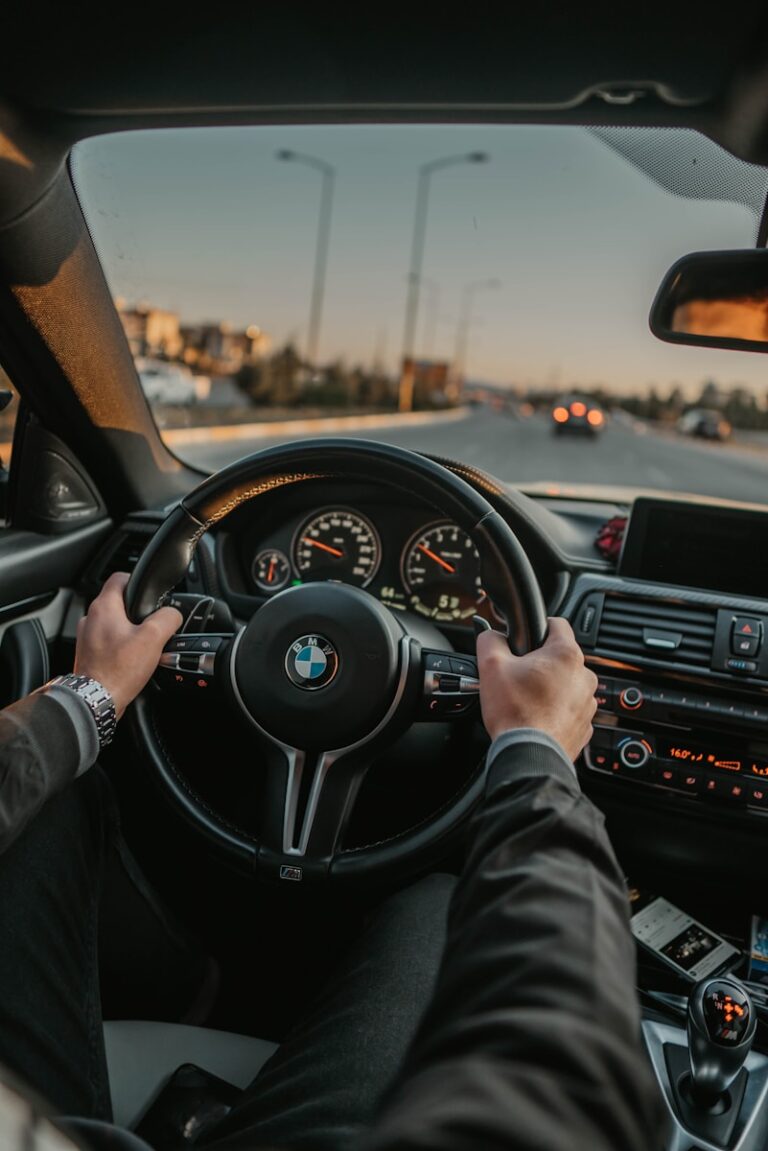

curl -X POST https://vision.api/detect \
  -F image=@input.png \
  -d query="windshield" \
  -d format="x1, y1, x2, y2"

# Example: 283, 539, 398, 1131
72, 125, 768, 505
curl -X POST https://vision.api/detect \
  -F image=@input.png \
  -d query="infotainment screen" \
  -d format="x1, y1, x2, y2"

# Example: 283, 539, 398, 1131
618, 499, 768, 598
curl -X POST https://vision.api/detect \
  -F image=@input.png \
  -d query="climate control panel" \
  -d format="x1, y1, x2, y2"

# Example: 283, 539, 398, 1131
586, 673, 768, 815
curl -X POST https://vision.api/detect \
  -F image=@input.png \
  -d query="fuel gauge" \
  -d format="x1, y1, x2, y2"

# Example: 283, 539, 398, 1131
253, 549, 291, 594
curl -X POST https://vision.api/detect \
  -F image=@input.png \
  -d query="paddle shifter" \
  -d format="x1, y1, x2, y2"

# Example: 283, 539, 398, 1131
687, 977, 757, 1105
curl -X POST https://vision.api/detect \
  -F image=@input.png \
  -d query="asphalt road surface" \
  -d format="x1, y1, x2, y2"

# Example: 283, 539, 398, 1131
180, 408, 768, 506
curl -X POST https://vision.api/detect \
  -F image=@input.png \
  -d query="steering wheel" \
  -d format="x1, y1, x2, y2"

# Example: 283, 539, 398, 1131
125, 440, 547, 884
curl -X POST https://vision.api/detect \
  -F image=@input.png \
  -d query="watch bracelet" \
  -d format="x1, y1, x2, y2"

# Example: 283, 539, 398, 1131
47, 674, 117, 749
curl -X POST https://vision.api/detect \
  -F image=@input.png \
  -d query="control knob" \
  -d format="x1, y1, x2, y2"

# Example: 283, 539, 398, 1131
619, 686, 644, 711
618, 738, 652, 769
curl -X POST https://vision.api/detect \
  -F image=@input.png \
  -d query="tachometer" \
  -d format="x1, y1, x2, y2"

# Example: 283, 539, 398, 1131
402, 521, 484, 621
293, 508, 381, 587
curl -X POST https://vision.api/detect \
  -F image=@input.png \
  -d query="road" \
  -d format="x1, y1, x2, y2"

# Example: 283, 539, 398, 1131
180, 408, 768, 505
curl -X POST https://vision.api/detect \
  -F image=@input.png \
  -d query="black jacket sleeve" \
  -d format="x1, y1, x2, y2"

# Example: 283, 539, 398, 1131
0, 693, 83, 856
359, 741, 666, 1151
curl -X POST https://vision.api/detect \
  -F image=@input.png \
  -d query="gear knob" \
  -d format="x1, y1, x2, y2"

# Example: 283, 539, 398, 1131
687, 977, 756, 1103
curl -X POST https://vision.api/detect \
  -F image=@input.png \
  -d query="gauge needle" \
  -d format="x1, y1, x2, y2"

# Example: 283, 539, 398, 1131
302, 537, 344, 558
267, 557, 276, 584
418, 544, 456, 574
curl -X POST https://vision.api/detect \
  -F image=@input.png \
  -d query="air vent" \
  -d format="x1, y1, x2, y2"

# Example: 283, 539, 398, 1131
596, 595, 717, 669
99, 530, 150, 580
82, 522, 158, 599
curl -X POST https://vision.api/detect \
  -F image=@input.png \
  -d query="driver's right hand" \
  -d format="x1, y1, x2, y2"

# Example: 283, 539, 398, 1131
476, 617, 598, 761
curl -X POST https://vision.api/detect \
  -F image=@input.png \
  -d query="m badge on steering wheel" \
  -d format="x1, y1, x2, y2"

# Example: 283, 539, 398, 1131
285, 635, 339, 690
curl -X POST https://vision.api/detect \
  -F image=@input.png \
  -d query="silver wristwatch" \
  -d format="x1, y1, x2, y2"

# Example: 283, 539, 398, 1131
48, 674, 117, 749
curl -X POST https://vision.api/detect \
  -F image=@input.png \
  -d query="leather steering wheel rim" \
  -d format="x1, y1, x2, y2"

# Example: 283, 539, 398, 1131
126, 439, 548, 884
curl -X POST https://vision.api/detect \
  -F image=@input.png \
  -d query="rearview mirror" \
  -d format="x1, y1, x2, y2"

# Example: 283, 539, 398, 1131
650, 250, 768, 353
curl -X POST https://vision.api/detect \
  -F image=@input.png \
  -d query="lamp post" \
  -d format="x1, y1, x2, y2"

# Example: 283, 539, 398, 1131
420, 276, 441, 362
452, 278, 500, 395
398, 152, 489, 412
276, 149, 336, 371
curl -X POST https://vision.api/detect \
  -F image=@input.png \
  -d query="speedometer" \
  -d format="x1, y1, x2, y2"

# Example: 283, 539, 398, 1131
402, 522, 484, 621
293, 508, 381, 587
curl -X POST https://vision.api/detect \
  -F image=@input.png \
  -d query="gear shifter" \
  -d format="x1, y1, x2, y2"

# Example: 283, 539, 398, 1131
687, 976, 756, 1105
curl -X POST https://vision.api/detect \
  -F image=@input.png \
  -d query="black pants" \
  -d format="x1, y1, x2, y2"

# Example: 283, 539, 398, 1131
0, 768, 454, 1150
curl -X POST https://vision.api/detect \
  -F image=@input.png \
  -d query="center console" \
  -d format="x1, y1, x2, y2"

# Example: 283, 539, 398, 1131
561, 499, 768, 1147
563, 498, 768, 825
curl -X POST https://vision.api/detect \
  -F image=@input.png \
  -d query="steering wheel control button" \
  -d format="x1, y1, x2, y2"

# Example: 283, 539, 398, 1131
731, 618, 763, 657
285, 635, 339, 691
619, 686, 644, 711
617, 737, 652, 770
425, 653, 452, 672
422, 650, 480, 719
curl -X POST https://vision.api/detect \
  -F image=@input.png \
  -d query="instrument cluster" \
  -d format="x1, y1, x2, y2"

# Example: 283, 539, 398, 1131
248, 504, 493, 624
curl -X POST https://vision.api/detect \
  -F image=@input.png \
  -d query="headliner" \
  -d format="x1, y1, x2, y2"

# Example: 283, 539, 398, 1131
0, 6, 767, 140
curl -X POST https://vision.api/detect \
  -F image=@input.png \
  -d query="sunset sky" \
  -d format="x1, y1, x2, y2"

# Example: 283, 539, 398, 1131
74, 124, 768, 396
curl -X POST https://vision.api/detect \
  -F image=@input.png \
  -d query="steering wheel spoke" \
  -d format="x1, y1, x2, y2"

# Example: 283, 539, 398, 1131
420, 649, 480, 721
258, 745, 369, 881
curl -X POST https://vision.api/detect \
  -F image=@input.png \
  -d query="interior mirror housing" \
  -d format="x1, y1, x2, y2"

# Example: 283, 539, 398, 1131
650, 249, 768, 353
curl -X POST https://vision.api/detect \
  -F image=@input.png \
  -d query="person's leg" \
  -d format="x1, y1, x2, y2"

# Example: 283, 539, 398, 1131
203, 871, 456, 1151
0, 767, 116, 1120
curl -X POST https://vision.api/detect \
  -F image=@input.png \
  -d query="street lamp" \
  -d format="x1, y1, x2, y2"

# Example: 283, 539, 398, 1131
420, 276, 441, 361
453, 278, 501, 394
276, 149, 336, 371
399, 152, 489, 412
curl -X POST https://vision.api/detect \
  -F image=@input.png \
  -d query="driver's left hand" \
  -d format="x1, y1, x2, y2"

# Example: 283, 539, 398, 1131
74, 572, 182, 718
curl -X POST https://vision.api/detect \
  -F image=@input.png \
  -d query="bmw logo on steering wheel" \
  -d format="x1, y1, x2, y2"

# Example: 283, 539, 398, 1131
285, 635, 339, 690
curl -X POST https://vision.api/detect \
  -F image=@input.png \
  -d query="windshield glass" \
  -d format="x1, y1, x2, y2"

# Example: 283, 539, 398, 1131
72, 125, 768, 504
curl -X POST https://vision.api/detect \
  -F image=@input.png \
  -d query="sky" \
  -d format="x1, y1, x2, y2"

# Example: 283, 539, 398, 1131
72, 124, 768, 396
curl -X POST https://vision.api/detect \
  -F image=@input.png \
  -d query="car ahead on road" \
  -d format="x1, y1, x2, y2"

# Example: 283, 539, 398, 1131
4, 12, 768, 1151
551, 396, 605, 435
677, 407, 732, 441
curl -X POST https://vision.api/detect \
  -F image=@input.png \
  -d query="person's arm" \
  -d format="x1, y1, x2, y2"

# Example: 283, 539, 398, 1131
0, 573, 180, 856
360, 620, 665, 1151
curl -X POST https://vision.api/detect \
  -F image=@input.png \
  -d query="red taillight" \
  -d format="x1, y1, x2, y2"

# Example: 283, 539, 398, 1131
553, 406, 569, 423
570, 401, 587, 417
587, 409, 604, 427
